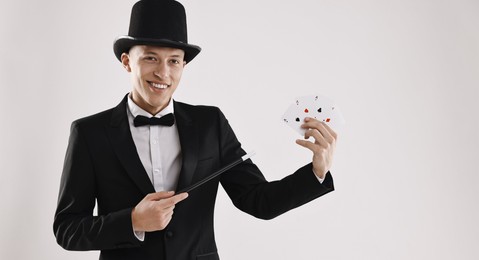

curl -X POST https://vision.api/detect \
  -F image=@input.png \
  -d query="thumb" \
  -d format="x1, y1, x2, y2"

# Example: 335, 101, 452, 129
145, 191, 175, 201
296, 139, 315, 151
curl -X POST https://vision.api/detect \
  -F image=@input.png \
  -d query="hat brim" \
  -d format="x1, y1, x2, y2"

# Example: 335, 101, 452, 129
113, 36, 201, 63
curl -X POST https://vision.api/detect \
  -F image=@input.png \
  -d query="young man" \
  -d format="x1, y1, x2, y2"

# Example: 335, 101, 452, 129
53, 1, 337, 259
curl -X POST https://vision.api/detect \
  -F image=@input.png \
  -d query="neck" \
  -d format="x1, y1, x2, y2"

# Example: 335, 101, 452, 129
130, 93, 170, 116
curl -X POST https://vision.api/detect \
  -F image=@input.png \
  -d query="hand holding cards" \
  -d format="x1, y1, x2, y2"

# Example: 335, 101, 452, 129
282, 94, 345, 135
282, 94, 342, 178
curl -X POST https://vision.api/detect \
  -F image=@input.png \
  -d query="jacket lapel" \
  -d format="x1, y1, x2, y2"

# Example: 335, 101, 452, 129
106, 95, 155, 195
174, 101, 199, 192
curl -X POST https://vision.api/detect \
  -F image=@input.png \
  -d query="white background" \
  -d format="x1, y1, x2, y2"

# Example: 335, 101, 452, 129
1, 0, 478, 259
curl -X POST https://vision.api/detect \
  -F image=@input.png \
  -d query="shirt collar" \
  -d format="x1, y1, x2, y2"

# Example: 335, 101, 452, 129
127, 93, 175, 118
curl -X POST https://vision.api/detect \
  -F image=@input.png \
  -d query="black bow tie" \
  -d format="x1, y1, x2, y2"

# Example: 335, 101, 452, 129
133, 113, 175, 127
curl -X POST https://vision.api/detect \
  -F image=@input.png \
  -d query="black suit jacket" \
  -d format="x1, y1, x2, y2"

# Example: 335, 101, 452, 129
53, 95, 334, 260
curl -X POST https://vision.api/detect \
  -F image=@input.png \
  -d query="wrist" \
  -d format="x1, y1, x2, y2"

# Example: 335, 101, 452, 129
131, 207, 139, 231
312, 167, 326, 179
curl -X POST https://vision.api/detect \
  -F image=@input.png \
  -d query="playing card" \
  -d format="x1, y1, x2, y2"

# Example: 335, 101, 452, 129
282, 95, 345, 136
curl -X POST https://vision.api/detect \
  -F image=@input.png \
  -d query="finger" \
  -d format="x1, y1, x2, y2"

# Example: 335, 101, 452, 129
162, 204, 175, 212
165, 209, 174, 219
158, 207, 175, 220
302, 119, 334, 142
321, 121, 338, 140
302, 117, 322, 128
145, 191, 175, 201
159, 193, 189, 208
304, 128, 328, 147
172, 192, 189, 203
161, 213, 173, 228
295, 138, 317, 153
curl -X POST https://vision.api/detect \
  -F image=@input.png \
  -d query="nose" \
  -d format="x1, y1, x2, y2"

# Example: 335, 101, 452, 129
154, 62, 169, 79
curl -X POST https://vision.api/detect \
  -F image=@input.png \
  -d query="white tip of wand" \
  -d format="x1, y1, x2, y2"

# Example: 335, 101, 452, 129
241, 151, 256, 161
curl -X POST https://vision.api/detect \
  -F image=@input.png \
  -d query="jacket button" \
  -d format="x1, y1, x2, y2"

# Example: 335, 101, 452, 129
166, 231, 174, 238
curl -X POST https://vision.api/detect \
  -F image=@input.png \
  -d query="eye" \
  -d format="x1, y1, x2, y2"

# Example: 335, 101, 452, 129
144, 56, 157, 62
169, 59, 181, 65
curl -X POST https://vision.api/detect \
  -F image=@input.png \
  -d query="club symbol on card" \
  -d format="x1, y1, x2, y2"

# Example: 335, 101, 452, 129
295, 117, 300, 122
317, 108, 321, 113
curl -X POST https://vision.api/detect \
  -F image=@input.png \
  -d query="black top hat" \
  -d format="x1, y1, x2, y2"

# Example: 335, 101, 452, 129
113, 0, 201, 63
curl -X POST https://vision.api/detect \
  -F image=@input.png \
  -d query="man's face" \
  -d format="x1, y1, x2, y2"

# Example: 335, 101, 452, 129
121, 45, 186, 115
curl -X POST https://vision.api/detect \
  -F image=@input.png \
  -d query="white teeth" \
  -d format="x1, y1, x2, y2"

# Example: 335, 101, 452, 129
150, 82, 168, 89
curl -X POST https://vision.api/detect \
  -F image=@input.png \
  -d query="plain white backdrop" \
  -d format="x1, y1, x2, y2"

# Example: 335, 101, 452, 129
1, 0, 478, 259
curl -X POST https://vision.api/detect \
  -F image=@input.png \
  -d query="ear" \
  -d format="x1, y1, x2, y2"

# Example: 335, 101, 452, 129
121, 53, 131, 72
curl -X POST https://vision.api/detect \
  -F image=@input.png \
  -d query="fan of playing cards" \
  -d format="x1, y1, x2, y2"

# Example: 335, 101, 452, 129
282, 95, 345, 136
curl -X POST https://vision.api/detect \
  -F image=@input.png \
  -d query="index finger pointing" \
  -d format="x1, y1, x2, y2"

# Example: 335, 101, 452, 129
160, 192, 189, 208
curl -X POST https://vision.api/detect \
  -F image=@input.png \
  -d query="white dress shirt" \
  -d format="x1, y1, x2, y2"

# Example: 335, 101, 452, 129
127, 95, 182, 192
127, 95, 182, 241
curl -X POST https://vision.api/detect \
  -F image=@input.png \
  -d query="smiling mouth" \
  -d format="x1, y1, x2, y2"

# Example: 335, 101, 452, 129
148, 81, 169, 89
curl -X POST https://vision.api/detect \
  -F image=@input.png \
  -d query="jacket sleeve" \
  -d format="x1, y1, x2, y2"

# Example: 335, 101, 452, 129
217, 108, 334, 220
53, 121, 141, 250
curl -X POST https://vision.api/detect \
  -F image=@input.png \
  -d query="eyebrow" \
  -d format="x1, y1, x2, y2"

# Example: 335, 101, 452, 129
144, 51, 183, 58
